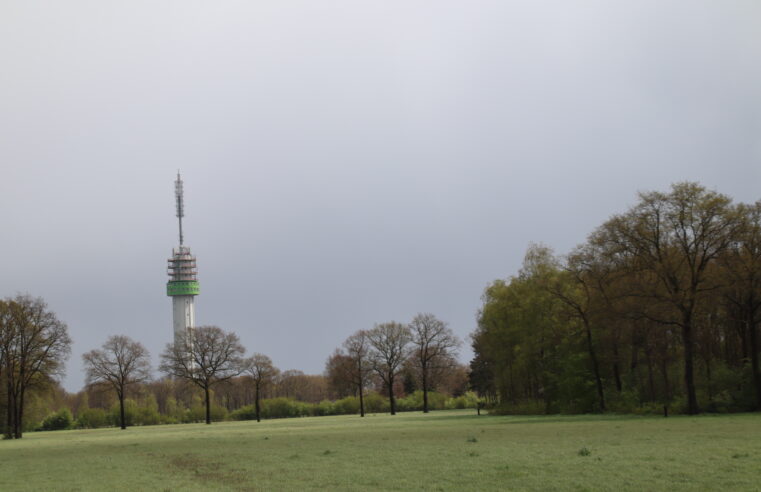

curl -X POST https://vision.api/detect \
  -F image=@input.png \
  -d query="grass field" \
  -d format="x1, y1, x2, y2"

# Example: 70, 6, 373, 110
0, 410, 759, 491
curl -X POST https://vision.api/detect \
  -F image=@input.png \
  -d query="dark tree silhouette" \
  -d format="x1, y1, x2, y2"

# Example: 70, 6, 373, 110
409, 313, 460, 413
83, 335, 151, 429
160, 325, 245, 424
368, 322, 410, 415
0, 296, 71, 439
243, 353, 278, 422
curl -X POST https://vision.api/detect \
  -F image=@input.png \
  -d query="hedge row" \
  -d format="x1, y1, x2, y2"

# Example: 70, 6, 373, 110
36, 391, 481, 431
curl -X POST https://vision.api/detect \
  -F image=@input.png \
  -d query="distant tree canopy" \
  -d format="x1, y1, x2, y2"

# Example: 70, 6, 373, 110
471, 183, 761, 415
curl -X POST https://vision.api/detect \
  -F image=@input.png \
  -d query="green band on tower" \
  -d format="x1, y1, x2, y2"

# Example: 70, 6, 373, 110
167, 280, 200, 296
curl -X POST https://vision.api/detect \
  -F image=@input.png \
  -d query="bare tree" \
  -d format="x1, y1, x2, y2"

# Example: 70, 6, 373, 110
82, 335, 151, 429
159, 325, 245, 424
343, 330, 373, 417
409, 313, 461, 413
0, 295, 71, 439
243, 353, 279, 422
367, 322, 411, 415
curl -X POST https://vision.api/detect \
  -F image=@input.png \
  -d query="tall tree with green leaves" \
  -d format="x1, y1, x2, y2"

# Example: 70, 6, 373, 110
717, 201, 761, 409
591, 182, 741, 414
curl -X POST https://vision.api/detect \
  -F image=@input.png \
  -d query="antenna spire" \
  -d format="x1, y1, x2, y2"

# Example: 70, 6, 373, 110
175, 171, 184, 246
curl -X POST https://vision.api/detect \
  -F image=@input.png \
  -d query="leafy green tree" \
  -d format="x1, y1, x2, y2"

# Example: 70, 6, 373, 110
593, 182, 741, 414
717, 201, 761, 409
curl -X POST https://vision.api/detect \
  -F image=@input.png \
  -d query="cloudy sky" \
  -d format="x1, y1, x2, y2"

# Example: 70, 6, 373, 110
2, 1, 760, 391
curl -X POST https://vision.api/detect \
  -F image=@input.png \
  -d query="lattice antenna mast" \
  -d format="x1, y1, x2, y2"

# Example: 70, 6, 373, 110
175, 171, 184, 246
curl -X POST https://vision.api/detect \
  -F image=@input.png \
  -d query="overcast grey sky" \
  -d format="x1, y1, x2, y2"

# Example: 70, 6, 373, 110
2, 1, 760, 392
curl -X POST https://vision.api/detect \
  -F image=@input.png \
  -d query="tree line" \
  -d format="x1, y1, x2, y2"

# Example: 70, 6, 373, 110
470, 182, 761, 415
9, 181, 751, 436
0, 298, 469, 436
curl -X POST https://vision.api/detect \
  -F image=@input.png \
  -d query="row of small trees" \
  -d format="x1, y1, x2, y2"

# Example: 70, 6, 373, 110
471, 182, 761, 415
84, 312, 462, 430
0, 297, 466, 437
325, 313, 461, 416
82, 327, 277, 428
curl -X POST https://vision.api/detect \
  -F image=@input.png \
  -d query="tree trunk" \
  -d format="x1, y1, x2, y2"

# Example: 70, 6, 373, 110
681, 322, 700, 414
705, 354, 713, 401
748, 314, 761, 411
388, 375, 396, 415
119, 393, 126, 430
5, 382, 13, 439
661, 356, 671, 406
582, 317, 606, 411
645, 350, 656, 402
204, 386, 211, 424
612, 342, 623, 393
255, 382, 261, 423
358, 379, 365, 417
15, 388, 24, 439
422, 365, 429, 413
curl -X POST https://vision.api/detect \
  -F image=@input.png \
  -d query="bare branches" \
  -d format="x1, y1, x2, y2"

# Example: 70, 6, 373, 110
409, 313, 460, 413
367, 322, 411, 415
243, 353, 278, 422
0, 295, 71, 438
160, 325, 245, 424
82, 335, 151, 429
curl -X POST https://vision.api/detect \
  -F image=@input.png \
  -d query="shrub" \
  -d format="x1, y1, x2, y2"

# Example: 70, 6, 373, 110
261, 398, 306, 419
109, 399, 138, 427
491, 399, 546, 415
76, 408, 108, 429
445, 391, 480, 410
136, 406, 162, 426
230, 405, 257, 421
163, 397, 187, 424
187, 405, 206, 422
607, 390, 641, 414
363, 392, 389, 413
333, 396, 360, 415
397, 391, 447, 411
314, 400, 335, 416
187, 404, 228, 422
38, 409, 73, 431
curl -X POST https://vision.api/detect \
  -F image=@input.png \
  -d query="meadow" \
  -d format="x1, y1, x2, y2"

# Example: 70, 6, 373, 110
0, 410, 759, 491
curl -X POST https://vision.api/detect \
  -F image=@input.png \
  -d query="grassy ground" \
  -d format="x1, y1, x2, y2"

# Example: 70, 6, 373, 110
0, 410, 759, 491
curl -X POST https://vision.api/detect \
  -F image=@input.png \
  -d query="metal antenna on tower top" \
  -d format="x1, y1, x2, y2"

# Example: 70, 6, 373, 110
175, 171, 184, 246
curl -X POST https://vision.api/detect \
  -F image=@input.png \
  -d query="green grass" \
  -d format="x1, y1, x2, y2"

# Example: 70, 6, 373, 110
1, 410, 760, 491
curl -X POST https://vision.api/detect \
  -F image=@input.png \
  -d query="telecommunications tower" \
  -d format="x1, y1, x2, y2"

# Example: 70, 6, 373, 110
167, 172, 200, 347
